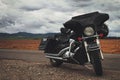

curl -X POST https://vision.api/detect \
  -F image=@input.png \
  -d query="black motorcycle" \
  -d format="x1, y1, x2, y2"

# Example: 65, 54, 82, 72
44, 12, 109, 76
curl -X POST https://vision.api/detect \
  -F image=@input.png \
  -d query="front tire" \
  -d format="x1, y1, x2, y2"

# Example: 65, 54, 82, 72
50, 59, 63, 67
92, 58, 103, 76
90, 51, 103, 76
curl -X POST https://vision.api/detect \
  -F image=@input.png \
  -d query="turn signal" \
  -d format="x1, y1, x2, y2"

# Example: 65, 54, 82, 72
99, 33, 104, 38
77, 37, 82, 41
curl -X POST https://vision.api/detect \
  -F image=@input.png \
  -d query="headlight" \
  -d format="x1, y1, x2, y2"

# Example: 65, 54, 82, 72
84, 27, 94, 36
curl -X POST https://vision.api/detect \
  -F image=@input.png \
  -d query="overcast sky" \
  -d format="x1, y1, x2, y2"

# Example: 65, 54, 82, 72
0, 0, 120, 37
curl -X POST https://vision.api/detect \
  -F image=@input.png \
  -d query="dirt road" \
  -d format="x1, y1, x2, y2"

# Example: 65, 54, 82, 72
0, 49, 120, 80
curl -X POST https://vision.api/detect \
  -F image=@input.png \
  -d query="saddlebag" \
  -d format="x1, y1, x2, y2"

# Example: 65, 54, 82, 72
44, 38, 59, 53
44, 35, 69, 54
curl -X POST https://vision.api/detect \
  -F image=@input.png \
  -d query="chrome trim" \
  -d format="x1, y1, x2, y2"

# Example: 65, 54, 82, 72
46, 55, 67, 61
84, 41, 91, 62
74, 47, 79, 53
82, 35, 99, 40
69, 39, 75, 53
96, 37, 104, 60
45, 47, 69, 57
88, 48, 100, 51
71, 57, 79, 64
83, 35, 104, 60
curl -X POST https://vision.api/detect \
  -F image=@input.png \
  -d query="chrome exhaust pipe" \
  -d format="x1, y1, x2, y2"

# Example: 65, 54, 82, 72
45, 47, 69, 57
46, 55, 67, 61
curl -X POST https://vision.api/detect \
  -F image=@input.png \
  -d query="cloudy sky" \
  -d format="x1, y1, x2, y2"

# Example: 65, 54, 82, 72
0, 0, 120, 37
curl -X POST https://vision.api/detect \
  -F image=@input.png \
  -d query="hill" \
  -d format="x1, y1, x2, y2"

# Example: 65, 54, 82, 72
0, 32, 57, 40
0, 32, 120, 40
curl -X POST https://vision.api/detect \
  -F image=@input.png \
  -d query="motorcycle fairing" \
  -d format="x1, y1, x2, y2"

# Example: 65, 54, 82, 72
44, 38, 59, 53
63, 11, 109, 33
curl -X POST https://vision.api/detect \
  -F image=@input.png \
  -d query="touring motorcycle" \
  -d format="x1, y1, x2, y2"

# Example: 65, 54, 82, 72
43, 12, 109, 76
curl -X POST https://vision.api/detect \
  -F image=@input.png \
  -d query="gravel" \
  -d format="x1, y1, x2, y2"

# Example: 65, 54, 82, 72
0, 59, 120, 80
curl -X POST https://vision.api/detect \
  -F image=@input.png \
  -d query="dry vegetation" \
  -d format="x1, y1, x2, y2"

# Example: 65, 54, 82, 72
0, 39, 120, 53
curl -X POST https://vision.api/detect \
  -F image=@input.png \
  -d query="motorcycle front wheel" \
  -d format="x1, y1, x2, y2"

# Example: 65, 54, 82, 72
90, 52, 103, 76
50, 59, 63, 67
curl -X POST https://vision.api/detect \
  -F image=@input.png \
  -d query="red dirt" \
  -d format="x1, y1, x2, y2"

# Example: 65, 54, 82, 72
0, 40, 41, 50
0, 39, 119, 54
100, 39, 120, 54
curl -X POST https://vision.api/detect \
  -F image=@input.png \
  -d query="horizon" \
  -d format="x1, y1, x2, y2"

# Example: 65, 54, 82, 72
0, 32, 120, 38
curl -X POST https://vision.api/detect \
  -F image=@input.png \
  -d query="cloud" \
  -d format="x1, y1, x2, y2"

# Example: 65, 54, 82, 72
0, 0, 73, 33
0, 0, 120, 37
0, 16, 15, 28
